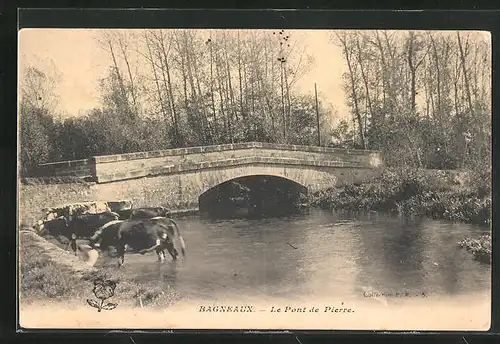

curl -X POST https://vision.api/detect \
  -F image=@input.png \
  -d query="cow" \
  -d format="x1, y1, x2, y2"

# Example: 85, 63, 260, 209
33, 216, 68, 237
129, 206, 171, 220
89, 217, 186, 266
57, 203, 111, 223
107, 200, 134, 220
68, 211, 120, 238
33, 211, 120, 240
115, 208, 133, 220
107, 200, 134, 212
40, 207, 60, 222
88, 220, 125, 251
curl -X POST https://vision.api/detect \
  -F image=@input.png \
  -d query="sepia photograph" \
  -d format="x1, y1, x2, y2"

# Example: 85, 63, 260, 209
17, 26, 492, 330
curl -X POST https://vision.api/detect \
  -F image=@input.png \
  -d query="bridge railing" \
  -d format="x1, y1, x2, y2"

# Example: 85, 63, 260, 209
35, 158, 93, 179
95, 156, 376, 183
92, 141, 380, 164
33, 142, 383, 182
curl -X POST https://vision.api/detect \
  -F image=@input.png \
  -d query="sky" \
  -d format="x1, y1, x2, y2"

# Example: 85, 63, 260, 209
18, 29, 347, 121
18, 29, 491, 123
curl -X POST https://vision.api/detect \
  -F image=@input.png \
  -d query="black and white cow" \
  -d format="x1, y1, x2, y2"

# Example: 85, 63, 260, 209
89, 216, 186, 266
34, 211, 120, 240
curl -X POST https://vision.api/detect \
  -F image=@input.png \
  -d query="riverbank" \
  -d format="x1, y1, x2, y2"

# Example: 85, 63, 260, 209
18, 179, 197, 308
20, 230, 182, 309
459, 235, 492, 264
310, 168, 491, 226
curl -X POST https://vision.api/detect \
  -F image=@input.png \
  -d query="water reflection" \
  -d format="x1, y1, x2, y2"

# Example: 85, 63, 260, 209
383, 216, 426, 288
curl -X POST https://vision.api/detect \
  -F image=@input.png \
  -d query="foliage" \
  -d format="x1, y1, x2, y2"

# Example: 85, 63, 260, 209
332, 31, 491, 171
19, 95, 330, 165
458, 234, 491, 264
19, 30, 490, 180
19, 106, 53, 175
310, 169, 491, 226
19, 30, 336, 173
19, 65, 61, 174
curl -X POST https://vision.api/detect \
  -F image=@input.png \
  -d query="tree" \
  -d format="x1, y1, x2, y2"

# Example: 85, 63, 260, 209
19, 105, 52, 175
96, 31, 140, 121
331, 30, 491, 170
334, 31, 367, 149
19, 65, 59, 175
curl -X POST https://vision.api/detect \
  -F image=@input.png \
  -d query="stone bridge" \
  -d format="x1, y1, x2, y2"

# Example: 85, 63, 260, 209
34, 142, 384, 211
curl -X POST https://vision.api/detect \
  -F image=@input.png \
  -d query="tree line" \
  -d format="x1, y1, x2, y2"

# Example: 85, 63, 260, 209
19, 30, 491, 177
332, 30, 491, 171
20, 29, 334, 175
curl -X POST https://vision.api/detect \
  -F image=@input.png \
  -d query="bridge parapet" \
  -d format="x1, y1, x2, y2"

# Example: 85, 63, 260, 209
35, 159, 92, 178
93, 146, 382, 183
95, 156, 373, 183
92, 141, 379, 163
34, 142, 383, 183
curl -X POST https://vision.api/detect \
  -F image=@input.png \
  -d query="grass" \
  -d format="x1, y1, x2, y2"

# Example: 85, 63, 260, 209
20, 232, 91, 303
20, 230, 182, 309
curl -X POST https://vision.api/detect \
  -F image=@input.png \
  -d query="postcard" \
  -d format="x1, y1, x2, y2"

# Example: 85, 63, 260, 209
18, 24, 492, 330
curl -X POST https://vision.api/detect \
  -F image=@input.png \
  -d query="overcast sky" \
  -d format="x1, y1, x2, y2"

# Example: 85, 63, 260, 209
18, 29, 347, 120
18, 29, 490, 123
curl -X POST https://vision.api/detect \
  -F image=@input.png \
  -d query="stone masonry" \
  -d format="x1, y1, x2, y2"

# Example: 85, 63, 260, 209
33, 142, 384, 211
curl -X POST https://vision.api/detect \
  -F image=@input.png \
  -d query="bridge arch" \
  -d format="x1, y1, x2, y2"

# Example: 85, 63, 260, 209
197, 172, 309, 217
196, 166, 312, 198
178, 163, 341, 211
198, 173, 309, 200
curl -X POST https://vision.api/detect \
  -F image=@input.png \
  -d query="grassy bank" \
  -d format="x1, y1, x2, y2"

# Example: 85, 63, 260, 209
310, 168, 491, 226
20, 230, 182, 309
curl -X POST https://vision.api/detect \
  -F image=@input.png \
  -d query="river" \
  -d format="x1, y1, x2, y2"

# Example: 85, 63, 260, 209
93, 208, 491, 306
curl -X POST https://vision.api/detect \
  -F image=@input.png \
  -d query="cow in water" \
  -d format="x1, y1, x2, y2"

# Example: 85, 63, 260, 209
34, 211, 120, 240
89, 220, 125, 252
129, 206, 171, 220
89, 216, 186, 266
68, 212, 120, 238
33, 216, 68, 237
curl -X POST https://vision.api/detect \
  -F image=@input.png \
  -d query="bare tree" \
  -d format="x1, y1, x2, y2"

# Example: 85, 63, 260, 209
335, 31, 367, 149
457, 31, 474, 116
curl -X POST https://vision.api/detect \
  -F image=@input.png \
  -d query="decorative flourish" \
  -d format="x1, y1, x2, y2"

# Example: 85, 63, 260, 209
86, 278, 118, 312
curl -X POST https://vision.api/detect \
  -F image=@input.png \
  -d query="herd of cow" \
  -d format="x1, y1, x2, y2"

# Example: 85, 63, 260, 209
33, 204, 186, 266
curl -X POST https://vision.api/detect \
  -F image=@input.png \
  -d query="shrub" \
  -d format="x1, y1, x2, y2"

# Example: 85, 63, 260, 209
309, 168, 491, 226
459, 234, 491, 264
